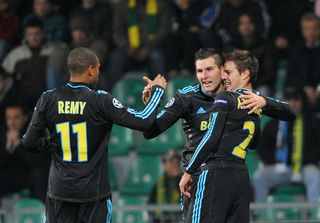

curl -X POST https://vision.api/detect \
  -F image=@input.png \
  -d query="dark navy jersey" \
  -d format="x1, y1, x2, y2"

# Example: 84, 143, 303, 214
22, 82, 164, 202
144, 84, 295, 172
144, 84, 217, 171
186, 89, 263, 174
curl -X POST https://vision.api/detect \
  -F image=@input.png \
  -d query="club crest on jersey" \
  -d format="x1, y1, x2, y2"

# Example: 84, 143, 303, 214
165, 98, 175, 108
112, 98, 123, 108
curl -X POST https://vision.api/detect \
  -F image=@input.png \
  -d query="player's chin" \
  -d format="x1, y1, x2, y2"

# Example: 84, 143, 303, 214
224, 85, 232, 91
202, 84, 214, 93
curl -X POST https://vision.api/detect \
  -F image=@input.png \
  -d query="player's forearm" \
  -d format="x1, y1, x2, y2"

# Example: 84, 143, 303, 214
143, 110, 179, 139
185, 112, 226, 174
121, 86, 165, 131
136, 86, 164, 130
262, 96, 296, 121
143, 121, 162, 139
141, 86, 164, 131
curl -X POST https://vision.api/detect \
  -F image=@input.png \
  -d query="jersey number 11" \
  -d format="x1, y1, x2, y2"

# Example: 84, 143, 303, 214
56, 122, 88, 162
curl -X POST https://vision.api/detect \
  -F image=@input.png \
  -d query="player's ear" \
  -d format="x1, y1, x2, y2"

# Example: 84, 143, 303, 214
88, 65, 94, 76
220, 65, 224, 73
241, 69, 250, 81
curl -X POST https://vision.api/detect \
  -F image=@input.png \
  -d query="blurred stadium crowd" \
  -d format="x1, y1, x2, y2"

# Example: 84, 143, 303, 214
1, 0, 320, 222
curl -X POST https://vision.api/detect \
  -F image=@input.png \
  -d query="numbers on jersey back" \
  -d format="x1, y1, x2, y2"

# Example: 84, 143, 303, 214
232, 121, 255, 159
56, 122, 88, 162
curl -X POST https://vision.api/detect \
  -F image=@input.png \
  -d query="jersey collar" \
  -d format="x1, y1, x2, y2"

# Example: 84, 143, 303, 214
67, 82, 93, 91
233, 88, 259, 95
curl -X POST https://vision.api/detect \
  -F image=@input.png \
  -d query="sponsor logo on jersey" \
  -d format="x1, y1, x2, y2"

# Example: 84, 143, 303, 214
214, 99, 227, 104
200, 120, 210, 131
112, 98, 123, 108
165, 98, 175, 108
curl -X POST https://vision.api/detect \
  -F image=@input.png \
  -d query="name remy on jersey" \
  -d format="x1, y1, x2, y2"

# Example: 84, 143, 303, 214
58, 101, 87, 115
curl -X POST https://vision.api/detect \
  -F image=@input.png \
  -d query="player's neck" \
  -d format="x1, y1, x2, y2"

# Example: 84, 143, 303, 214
203, 83, 225, 96
216, 84, 226, 94
240, 83, 252, 90
70, 74, 90, 85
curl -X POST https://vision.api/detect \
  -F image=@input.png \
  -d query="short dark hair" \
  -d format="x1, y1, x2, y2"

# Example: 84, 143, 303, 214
238, 13, 255, 25
223, 50, 259, 82
283, 86, 304, 100
194, 48, 224, 68
5, 103, 26, 116
162, 150, 181, 163
67, 47, 99, 75
283, 86, 311, 112
301, 12, 320, 27
25, 18, 44, 30
70, 15, 92, 34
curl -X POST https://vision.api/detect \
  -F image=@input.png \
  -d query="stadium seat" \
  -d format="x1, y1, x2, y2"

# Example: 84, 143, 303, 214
19, 189, 31, 198
120, 155, 162, 195
245, 150, 259, 177
165, 76, 196, 100
13, 198, 45, 223
274, 60, 288, 99
310, 208, 320, 221
138, 123, 185, 155
259, 193, 302, 221
113, 196, 148, 223
260, 115, 271, 130
271, 183, 305, 197
109, 125, 135, 156
257, 184, 305, 221
112, 76, 146, 111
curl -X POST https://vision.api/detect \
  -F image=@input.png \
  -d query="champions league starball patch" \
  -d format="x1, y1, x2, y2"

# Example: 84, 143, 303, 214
112, 98, 124, 108
165, 98, 175, 108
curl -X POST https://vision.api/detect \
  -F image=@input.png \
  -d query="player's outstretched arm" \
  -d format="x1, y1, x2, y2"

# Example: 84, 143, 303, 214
261, 96, 296, 121
143, 74, 167, 93
239, 91, 295, 121
101, 75, 166, 131
142, 77, 191, 139
143, 93, 186, 139
142, 85, 152, 105
142, 75, 167, 104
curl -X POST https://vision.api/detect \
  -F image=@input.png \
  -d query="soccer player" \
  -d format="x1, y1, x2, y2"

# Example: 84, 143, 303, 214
22, 47, 167, 223
142, 48, 295, 219
179, 50, 271, 223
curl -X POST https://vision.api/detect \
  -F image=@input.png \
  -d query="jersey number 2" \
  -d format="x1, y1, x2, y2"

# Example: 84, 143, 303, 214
56, 122, 88, 162
232, 121, 255, 159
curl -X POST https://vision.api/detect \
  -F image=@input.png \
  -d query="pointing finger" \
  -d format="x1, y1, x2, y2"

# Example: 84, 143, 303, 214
143, 76, 152, 84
